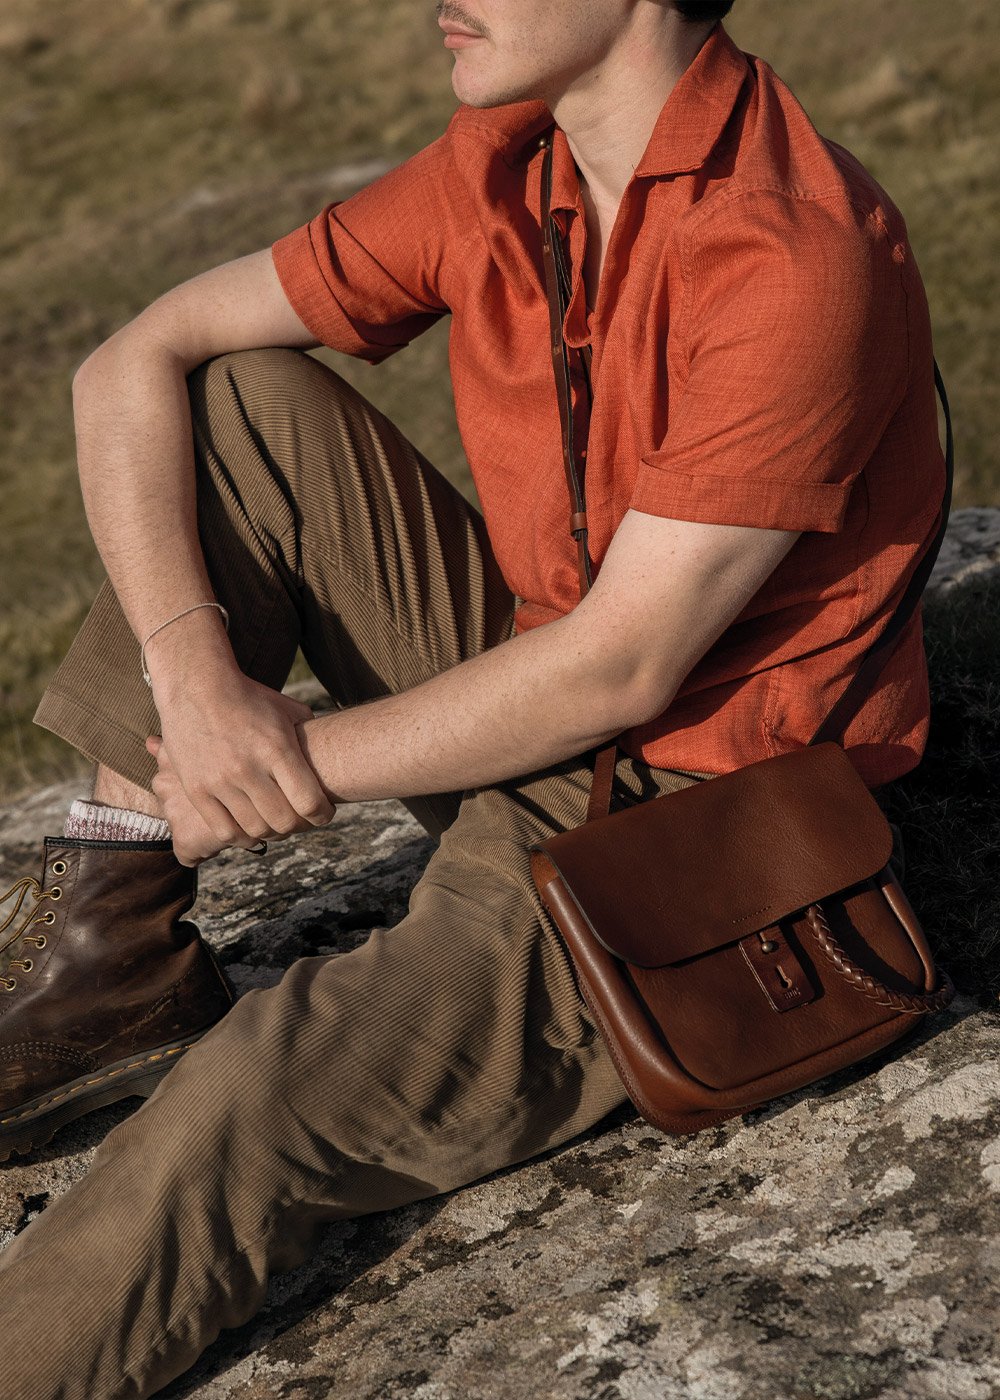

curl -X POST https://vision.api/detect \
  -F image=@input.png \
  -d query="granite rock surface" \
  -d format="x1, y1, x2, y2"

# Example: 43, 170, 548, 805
0, 509, 998, 1400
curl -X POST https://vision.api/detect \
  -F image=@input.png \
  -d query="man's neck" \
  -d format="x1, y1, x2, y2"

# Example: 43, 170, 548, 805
550, 17, 715, 212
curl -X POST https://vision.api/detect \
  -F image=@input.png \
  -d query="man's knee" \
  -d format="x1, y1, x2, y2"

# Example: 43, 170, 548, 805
184, 347, 367, 545
186, 345, 350, 446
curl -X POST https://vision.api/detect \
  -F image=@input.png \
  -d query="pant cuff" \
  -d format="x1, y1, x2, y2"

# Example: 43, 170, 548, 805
33, 686, 157, 792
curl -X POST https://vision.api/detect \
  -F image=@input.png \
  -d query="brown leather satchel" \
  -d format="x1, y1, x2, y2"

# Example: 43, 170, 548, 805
527, 131, 956, 1135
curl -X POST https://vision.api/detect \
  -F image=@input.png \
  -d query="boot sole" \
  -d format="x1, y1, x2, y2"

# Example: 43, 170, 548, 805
0, 1030, 211, 1163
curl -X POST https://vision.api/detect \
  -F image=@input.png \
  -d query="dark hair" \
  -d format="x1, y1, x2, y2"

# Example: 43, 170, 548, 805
674, 1, 735, 21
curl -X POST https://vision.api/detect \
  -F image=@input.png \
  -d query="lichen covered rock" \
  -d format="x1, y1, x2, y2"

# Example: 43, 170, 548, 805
1, 511, 998, 1399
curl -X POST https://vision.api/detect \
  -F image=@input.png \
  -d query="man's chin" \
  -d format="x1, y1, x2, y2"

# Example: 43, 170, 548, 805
451, 69, 541, 111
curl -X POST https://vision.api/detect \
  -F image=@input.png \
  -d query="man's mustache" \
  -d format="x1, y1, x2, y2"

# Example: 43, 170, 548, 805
436, 1, 490, 38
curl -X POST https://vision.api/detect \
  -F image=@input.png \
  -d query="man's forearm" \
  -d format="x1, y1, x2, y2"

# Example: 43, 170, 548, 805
297, 609, 659, 803
71, 251, 318, 694
72, 327, 239, 685
293, 501, 804, 809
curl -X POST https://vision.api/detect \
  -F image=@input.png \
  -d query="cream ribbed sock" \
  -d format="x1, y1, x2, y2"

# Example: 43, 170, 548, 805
64, 799, 170, 843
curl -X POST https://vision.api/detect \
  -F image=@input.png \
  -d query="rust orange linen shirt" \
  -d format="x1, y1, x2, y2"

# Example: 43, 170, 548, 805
272, 21, 946, 788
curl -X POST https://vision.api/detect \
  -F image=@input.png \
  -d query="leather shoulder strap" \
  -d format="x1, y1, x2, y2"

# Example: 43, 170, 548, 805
540, 132, 615, 822
540, 130, 594, 598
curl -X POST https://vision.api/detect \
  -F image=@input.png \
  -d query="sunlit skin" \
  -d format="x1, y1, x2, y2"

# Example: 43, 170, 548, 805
80, 2, 800, 866
435, 0, 715, 286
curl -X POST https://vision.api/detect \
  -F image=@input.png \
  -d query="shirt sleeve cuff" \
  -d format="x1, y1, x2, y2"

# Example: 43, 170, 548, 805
630, 458, 854, 534
271, 220, 395, 365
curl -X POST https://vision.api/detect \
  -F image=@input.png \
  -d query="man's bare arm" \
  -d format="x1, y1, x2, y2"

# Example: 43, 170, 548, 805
289, 507, 801, 799
72, 250, 337, 842
83, 246, 796, 863
74, 249, 315, 654
150, 504, 800, 863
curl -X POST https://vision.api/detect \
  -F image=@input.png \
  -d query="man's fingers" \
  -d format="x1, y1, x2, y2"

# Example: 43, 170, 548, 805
190, 791, 262, 852
271, 756, 337, 826
224, 780, 304, 840
278, 694, 315, 724
153, 679, 333, 850
171, 802, 233, 867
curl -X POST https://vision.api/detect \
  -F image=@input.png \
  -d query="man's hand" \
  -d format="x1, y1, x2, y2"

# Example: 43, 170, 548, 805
146, 672, 337, 867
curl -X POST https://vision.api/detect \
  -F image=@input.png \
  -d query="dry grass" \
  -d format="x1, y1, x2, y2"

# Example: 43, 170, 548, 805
1, 0, 997, 800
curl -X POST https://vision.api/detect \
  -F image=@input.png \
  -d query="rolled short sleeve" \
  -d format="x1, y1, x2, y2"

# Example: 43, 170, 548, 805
271, 135, 455, 365
630, 189, 909, 533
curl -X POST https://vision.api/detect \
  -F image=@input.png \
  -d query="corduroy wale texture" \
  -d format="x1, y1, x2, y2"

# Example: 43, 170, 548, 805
17, 349, 704, 1400
272, 20, 946, 787
12, 21, 945, 1395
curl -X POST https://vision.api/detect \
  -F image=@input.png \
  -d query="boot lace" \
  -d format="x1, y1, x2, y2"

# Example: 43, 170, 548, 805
0, 859, 66, 991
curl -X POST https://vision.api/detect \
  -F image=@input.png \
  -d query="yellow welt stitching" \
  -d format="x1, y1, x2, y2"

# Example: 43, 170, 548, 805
0, 1043, 197, 1125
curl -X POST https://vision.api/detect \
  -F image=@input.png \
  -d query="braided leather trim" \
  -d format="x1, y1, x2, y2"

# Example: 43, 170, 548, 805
805, 904, 954, 1015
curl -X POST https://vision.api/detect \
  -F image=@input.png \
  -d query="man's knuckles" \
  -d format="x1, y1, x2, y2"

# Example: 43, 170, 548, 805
238, 819, 273, 842
203, 813, 246, 846
286, 793, 334, 825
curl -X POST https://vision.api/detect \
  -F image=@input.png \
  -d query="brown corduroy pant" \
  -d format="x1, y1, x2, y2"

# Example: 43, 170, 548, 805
3, 348, 703, 1399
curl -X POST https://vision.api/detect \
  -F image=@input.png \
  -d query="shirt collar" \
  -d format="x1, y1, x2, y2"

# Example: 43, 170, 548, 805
453, 21, 749, 204
631, 21, 750, 178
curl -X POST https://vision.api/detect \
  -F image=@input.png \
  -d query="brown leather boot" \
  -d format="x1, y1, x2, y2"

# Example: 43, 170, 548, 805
0, 836, 235, 1160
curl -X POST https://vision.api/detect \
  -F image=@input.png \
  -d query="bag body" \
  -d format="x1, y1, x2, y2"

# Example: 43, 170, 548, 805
529, 743, 953, 1134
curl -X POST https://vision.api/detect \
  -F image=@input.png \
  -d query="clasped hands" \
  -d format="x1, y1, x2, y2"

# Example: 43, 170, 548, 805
145, 674, 337, 868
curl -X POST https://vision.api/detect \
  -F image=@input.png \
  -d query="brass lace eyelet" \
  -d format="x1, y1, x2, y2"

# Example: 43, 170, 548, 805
49, 886, 62, 901
1, 978, 16, 992
26, 934, 46, 950
51, 860, 68, 876
41, 911, 56, 925
10, 959, 32, 973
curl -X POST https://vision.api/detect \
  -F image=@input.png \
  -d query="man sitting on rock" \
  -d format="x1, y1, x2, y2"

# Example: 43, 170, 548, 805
0, 1, 946, 1395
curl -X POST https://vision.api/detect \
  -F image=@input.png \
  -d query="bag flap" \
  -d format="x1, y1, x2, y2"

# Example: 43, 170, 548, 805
534, 743, 894, 969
